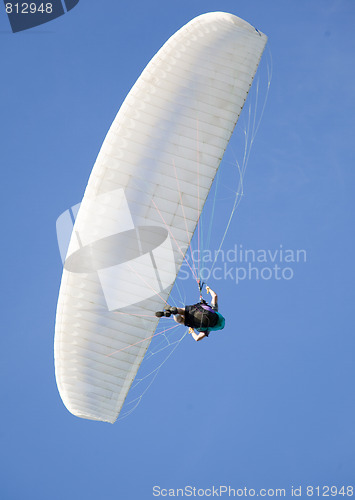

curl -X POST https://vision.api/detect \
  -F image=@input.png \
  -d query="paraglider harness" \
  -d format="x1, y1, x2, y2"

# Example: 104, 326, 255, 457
184, 280, 220, 330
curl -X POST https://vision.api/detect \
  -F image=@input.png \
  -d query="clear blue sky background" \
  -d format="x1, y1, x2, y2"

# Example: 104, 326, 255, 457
1, 1, 354, 499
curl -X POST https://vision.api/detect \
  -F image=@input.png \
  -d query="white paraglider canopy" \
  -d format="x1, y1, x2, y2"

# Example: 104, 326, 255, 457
54, 11, 267, 423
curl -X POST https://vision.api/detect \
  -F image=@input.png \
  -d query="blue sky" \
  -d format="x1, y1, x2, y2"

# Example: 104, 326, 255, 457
1, 1, 354, 499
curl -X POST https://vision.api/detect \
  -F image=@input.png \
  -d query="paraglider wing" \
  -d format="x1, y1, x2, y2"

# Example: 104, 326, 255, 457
54, 12, 267, 423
